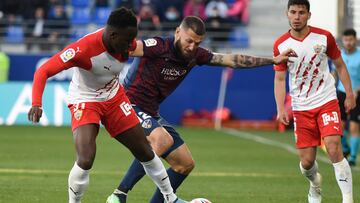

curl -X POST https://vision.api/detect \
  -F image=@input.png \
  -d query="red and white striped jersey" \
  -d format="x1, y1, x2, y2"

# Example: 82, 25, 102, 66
32, 28, 136, 106
273, 26, 341, 111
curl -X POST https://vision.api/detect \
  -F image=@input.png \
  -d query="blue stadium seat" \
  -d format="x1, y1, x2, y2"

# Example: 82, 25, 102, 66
70, 26, 90, 41
229, 27, 249, 48
71, 0, 90, 7
71, 8, 91, 25
5, 26, 24, 44
93, 7, 112, 25
226, 0, 236, 4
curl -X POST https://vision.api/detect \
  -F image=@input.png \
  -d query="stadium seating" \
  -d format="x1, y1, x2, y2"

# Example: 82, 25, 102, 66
229, 26, 249, 48
71, 0, 90, 8
93, 7, 112, 25
71, 26, 90, 41
4, 26, 24, 44
71, 8, 91, 25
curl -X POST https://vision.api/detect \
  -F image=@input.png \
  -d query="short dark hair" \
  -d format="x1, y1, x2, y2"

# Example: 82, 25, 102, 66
180, 16, 206, 36
288, 0, 310, 12
343, 28, 357, 38
107, 7, 137, 29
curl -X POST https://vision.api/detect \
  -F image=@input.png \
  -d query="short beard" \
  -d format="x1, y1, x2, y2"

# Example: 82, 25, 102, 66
174, 39, 187, 59
290, 22, 307, 32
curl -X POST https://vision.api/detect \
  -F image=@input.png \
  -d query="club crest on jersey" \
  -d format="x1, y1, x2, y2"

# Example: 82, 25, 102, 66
142, 119, 152, 129
313, 44, 326, 54
144, 38, 157, 47
74, 109, 83, 121
60, 48, 76, 62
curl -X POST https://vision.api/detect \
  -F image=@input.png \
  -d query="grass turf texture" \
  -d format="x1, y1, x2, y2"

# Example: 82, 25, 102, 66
0, 126, 358, 202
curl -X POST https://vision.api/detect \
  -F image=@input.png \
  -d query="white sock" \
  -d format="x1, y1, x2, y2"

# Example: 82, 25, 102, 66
333, 158, 353, 203
68, 162, 90, 203
299, 161, 320, 186
141, 154, 177, 203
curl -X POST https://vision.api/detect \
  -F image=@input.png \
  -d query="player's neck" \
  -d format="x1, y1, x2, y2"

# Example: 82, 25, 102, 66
290, 26, 310, 40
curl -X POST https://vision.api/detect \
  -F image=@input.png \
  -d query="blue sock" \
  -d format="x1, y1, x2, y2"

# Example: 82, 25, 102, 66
150, 168, 188, 203
118, 159, 146, 193
342, 130, 350, 154
350, 136, 360, 161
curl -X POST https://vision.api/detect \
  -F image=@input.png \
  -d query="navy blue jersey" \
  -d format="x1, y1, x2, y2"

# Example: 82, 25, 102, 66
123, 37, 214, 116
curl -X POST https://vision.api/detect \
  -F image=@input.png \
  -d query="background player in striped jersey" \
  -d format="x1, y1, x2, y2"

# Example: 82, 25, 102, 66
106, 16, 295, 203
28, 7, 187, 203
274, 0, 355, 202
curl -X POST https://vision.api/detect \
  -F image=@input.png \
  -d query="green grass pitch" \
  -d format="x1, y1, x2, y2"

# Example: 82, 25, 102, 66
0, 125, 358, 202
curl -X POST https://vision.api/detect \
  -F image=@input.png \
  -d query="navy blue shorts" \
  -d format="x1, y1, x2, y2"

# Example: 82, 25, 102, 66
133, 105, 184, 158
337, 91, 360, 122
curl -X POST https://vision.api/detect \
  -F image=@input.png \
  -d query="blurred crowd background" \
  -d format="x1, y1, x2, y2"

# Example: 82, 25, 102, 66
0, 0, 250, 53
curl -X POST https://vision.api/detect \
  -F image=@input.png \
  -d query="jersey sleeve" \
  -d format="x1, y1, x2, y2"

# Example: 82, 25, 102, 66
326, 32, 341, 60
195, 47, 214, 65
273, 42, 286, 71
32, 41, 91, 106
142, 37, 165, 58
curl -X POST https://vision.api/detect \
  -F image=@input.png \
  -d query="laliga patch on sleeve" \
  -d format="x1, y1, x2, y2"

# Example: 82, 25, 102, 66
144, 38, 157, 47
60, 48, 76, 63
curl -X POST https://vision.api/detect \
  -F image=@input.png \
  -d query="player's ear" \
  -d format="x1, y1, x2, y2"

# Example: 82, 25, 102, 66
109, 30, 117, 40
175, 27, 180, 39
308, 12, 311, 20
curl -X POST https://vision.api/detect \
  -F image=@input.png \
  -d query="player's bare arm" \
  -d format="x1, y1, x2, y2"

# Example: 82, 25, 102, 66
209, 49, 296, 68
274, 71, 289, 125
333, 56, 356, 112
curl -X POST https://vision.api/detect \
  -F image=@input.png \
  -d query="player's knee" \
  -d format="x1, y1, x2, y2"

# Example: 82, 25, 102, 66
173, 160, 195, 175
326, 143, 343, 162
300, 159, 315, 170
76, 157, 95, 170
135, 143, 155, 162
149, 130, 174, 156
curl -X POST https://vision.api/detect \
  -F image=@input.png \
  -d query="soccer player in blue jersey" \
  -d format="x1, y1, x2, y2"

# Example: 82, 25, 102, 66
106, 16, 295, 203
336, 28, 360, 166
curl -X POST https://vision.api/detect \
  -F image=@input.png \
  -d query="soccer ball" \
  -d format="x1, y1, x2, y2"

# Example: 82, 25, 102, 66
190, 198, 212, 203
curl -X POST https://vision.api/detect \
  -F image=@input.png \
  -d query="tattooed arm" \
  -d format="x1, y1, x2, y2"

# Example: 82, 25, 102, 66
208, 49, 295, 68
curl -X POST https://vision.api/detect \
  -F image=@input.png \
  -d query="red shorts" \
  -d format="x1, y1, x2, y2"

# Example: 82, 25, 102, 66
68, 87, 139, 137
293, 99, 342, 149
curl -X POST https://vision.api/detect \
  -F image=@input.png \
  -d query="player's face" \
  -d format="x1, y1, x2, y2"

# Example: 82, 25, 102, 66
342, 35, 356, 52
110, 27, 137, 54
287, 5, 311, 32
174, 27, 204, 59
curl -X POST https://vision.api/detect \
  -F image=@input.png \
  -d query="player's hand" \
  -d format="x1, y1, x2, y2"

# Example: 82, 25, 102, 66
28, 106, 43, 123
345, 92, 356, 113
277, 110, 289, 125
273, 49, 297, 65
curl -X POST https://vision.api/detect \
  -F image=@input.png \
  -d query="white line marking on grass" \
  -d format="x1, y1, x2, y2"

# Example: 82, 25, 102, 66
221, 128, 359, 172
0, 168, 288, 178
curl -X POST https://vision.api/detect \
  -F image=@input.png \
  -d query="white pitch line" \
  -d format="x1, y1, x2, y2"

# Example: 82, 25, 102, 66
0, 168, 288, 178
221, 128, 359, 172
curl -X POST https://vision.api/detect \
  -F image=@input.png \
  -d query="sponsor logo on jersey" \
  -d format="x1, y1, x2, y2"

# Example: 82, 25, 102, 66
142, 119, 152, 129
144, 38, 157, 47
161, 67, 187, 80
60, 48, 76, 63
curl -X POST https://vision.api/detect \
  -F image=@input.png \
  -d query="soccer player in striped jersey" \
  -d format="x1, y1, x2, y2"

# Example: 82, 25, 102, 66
274, 0, 355, 202
28, 7, 187, 203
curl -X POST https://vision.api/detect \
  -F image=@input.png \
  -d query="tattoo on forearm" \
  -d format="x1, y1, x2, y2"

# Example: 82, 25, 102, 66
233, 55, 273, 68
210, 54, 224, 65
